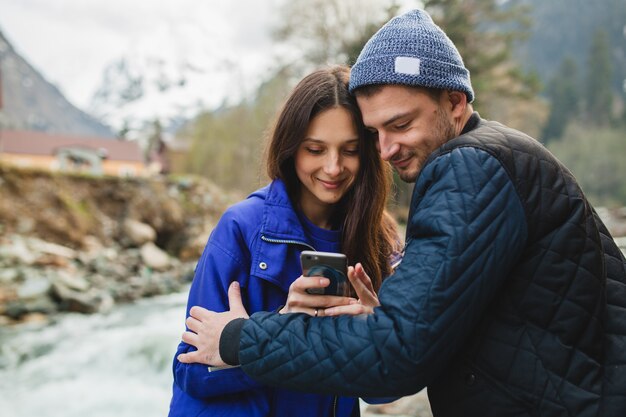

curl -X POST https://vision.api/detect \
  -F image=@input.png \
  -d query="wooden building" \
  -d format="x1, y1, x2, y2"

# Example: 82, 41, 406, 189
0, 130, 147, 177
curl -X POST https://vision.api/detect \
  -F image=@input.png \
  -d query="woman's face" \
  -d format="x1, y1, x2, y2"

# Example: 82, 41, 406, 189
295, 107, 360, 220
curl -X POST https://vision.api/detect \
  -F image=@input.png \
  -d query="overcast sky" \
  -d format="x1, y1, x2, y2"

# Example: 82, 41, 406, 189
0, 0, 284, 110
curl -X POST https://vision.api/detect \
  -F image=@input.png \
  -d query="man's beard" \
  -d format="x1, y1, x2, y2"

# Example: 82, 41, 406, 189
397, 107, 457, 183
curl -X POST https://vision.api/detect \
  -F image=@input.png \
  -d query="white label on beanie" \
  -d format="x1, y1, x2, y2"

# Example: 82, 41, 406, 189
395, 57, 420, 75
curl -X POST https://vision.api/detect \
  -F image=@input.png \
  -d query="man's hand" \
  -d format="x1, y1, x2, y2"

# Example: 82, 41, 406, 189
177, 281, 249, 366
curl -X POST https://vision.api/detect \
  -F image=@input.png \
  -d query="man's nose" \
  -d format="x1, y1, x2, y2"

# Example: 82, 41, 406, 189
378, 133, 399, 161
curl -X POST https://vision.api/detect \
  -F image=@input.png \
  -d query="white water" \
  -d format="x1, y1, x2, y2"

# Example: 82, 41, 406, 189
0, 290, 189, 417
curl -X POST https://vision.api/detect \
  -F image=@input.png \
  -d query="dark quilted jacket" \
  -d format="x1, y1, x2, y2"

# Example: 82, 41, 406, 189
235, 117, 626, 417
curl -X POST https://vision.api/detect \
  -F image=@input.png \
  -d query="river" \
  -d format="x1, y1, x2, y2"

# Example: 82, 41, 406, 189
0, 290, 189, 417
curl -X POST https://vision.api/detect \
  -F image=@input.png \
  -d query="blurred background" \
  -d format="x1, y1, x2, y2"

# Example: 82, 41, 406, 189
0, 0, 625, 416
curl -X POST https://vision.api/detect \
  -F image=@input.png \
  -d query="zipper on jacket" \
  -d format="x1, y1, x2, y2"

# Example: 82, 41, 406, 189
332, 395, 337, 417
261, 235, 316, 251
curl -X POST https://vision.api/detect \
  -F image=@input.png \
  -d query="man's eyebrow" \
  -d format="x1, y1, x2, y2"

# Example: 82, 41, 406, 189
366, 111, 415, 130
381, 112, 413, 128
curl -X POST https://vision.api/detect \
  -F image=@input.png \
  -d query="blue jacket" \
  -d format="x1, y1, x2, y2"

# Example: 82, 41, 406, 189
169, 179, 361, 417
227, 116, 626, 416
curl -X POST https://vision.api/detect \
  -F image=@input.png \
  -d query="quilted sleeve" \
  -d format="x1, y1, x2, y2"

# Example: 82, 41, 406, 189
238, 147, 529, 397
173, 213, 264, 399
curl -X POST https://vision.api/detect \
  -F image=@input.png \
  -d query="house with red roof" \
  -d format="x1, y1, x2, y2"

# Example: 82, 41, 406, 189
0, 130, 147, 177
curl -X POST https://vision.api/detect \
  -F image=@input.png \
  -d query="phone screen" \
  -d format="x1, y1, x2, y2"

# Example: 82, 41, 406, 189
300, 251, 348, 296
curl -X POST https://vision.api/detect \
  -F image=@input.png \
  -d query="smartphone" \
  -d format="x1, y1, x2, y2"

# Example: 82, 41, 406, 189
300, 250, 349, 296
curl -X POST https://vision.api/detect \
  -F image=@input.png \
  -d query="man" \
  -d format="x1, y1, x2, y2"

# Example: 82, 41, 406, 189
178, 9, 626, 417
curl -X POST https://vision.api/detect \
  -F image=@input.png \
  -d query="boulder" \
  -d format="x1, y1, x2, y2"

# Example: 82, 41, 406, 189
50, 282, 113, 314
140, 242, 170, 271
123, 219, 157, 246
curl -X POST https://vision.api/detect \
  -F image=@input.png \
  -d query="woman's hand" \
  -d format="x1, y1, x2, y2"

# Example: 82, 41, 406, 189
279, 276, 355, 316
324, 263, 380, 316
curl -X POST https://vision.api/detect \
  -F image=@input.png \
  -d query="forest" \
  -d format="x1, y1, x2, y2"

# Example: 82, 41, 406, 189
164, 0, 626, 209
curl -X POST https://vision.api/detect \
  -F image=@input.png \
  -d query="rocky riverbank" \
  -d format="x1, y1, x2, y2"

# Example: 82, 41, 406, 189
0, 233, 196, 325
0, 164, 241, 325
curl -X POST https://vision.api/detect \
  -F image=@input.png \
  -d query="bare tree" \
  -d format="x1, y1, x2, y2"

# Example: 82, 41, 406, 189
272, 0, 400, 70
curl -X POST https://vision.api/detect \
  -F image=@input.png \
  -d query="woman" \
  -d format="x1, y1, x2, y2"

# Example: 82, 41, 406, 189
169, 66, 399, 417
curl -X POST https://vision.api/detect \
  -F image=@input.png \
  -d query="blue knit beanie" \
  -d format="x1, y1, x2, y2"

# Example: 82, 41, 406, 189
349, 9, 474, 102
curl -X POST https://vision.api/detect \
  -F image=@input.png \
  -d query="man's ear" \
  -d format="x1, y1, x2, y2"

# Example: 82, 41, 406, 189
447, 90, 467, 116
445, 90, 471, 135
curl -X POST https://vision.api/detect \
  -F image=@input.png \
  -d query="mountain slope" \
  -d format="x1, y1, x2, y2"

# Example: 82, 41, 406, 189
0, 29, 114, 137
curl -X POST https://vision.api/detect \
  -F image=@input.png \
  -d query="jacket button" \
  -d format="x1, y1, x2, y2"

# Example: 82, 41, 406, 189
465, 373, 476, 386
259, 262, 268, 270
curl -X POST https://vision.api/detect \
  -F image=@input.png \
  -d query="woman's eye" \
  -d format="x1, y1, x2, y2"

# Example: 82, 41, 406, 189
343, 148, 359, 156
306, 147, 324, 155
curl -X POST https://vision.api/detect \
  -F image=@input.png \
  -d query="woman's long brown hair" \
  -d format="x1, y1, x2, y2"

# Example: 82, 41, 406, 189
265, 66, 398, 291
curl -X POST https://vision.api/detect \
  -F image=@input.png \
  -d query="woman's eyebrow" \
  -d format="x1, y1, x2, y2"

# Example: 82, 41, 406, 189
302, 138, 359, 143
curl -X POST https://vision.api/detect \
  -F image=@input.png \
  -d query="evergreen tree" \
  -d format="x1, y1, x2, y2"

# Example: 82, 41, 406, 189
146, 119, 163, 158
585, 29, 613, 126
117, 120, 131, 140
421, 0, 539, 114
542, 57, 580, 142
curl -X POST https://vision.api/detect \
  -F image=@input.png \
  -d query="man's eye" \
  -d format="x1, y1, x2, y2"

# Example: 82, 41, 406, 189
394, 122, 409, 130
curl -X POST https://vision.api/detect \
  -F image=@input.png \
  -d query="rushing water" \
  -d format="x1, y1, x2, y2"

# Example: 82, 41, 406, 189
0, 290, 189, 417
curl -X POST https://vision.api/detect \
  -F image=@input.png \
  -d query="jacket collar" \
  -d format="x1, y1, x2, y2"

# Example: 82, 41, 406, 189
250, 179, 310, 244
460, 111, 481, 135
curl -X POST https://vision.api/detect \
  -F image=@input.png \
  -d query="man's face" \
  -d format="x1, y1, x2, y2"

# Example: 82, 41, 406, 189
356, 85, 456, 183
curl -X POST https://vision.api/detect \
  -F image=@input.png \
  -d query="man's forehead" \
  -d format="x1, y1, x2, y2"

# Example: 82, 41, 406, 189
356, 85, 420, 105
356, 85, 421, 125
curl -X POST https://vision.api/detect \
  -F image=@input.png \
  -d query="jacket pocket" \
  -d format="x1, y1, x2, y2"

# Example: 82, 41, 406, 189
429, 362, 536, 417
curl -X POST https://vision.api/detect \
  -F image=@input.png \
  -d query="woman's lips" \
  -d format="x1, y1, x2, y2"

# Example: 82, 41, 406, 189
318, 179, 343, 189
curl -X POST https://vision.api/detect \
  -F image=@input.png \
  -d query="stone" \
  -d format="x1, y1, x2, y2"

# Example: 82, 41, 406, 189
17, 276, 52, 299
123, 219, 157, 246
0, 237, 36, 265
53, 271, 91, 292
29, 239, 77, 259
50, 282, 110, 314
0, 268, 21, 284
20, 312, 51, 325
33, 253, 70, 268
140, 242, 170, 271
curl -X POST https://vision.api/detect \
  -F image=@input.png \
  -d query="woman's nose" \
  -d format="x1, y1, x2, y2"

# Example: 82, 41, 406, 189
323, 154, 342, 176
